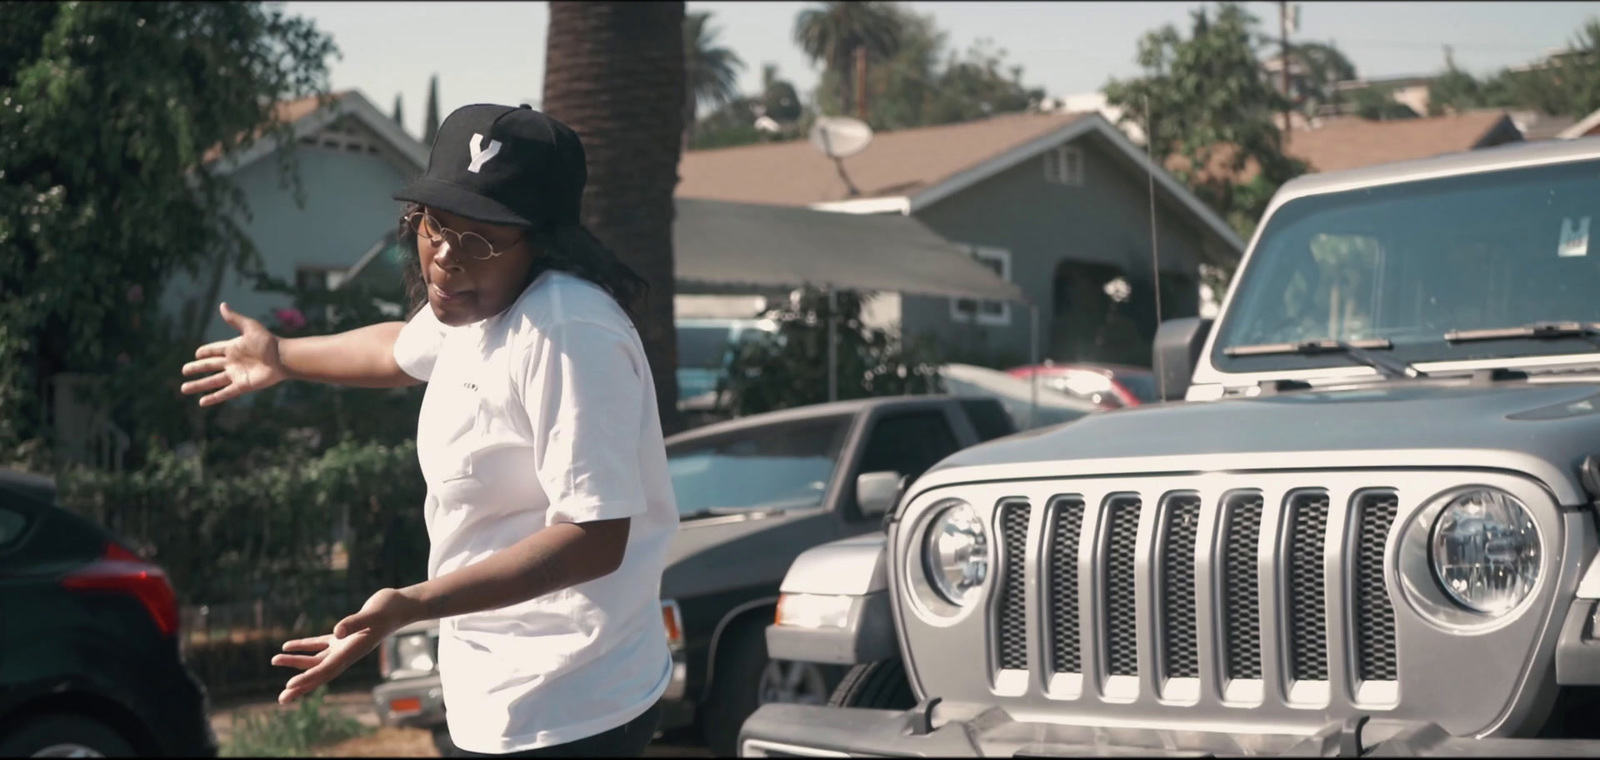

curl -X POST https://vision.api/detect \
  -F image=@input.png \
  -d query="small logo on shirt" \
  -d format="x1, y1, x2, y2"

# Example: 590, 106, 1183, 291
462, 381, 478, 392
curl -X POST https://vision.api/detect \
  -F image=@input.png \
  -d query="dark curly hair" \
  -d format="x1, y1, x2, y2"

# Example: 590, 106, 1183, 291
399, 203, 648, 320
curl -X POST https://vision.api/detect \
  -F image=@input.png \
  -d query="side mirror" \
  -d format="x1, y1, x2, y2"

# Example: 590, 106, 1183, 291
855, 471, 903, 518
1152, 317, 1213, 402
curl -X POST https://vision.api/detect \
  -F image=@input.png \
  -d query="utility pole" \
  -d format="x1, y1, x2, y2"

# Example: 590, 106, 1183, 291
854, 46, 869, 121
1279, 0, 1293, 133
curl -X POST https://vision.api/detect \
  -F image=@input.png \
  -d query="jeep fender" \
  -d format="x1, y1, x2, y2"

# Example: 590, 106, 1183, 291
765, 534, 898, 666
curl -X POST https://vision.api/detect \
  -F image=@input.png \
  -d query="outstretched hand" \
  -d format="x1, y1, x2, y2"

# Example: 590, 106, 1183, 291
179, 303, 287, 406
271, 588, 425, 704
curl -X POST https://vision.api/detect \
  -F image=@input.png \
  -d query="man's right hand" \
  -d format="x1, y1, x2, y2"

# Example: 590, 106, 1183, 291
180, 303, 289, 406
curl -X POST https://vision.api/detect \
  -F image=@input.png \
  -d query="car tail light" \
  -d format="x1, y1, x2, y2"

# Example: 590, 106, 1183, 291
61, 542, 180, 636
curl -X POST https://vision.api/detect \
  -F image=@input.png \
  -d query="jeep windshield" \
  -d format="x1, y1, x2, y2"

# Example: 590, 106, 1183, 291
1213, 158, 1600, 375
666, 414, 851, 520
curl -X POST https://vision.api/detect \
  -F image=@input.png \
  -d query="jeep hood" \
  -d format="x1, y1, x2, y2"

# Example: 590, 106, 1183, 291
936, 381, 1600, 476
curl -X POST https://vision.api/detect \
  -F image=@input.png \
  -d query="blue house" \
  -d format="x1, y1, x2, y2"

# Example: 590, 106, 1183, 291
677, 111, 1247, 369
163, 90, 428, 344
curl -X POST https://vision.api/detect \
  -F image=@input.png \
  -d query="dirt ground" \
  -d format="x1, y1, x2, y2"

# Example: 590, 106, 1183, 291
209, 689, 711, 758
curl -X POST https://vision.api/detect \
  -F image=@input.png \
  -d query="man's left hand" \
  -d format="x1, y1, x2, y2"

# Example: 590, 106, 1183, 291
271, 588, 424, 704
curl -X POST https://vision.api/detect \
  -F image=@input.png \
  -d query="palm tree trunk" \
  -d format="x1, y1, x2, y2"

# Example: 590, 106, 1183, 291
544, 0, 687, 435
682, 86, 696, 152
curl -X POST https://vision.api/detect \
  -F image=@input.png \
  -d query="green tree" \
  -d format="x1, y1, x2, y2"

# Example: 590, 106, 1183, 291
688, 65, 810, 151
721, 289, 943, 417
1428, 47, 1486, 116
544, 1, 688, 434
1353, 84, 1418, 120
1507, 19, 1600, 117
1105, 2, 1306, 241
923, 38, 1045, 125
422, 73, 440, 145
690, 98, 766, 150
1433, 19, 1600, 119
817, 6, 1045, 131
849, 6, 942, 129
761, 63, 803, 124
683, 10, 744, 148
0, 0, 335, 460
793, 1, 904, 117
1289, 40, 1357, 116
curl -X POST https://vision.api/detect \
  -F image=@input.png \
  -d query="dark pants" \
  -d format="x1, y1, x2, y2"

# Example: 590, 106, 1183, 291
448, 701, 663, 758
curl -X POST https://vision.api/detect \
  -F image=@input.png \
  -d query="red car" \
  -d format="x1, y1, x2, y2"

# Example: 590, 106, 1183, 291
1005, 363, 1159, 410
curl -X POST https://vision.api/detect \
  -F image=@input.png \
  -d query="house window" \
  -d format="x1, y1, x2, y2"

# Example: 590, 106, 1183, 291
949, 245, 1012, 326
1043, 145, 1084, 186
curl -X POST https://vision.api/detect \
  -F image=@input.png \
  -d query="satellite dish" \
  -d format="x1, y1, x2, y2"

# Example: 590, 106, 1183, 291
809, 117, 874, 159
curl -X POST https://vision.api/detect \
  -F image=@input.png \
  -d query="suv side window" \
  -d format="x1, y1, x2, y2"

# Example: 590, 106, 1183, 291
0, 506, 27, 549
857, 409, 962, 490
958, 399, 1016, 442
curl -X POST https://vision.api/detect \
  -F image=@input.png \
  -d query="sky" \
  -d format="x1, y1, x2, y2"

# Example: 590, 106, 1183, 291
281, 1, 1600, 140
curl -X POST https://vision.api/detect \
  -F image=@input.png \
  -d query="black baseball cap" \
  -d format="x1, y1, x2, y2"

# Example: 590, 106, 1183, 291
394, 103, 586, 229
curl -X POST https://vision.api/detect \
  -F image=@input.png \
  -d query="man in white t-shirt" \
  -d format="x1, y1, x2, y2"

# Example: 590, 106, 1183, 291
180, 104, 679, 757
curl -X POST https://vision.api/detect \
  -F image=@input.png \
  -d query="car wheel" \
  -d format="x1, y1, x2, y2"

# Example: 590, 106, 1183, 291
828, 659, 915, 710
701, 620, 840, 758
0, 715, 137, 758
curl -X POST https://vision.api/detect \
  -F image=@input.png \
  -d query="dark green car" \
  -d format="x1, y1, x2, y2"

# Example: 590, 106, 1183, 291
0, 469, 216, 758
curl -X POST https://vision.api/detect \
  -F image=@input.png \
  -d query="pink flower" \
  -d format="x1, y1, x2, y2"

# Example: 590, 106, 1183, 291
274, 308, 307, 330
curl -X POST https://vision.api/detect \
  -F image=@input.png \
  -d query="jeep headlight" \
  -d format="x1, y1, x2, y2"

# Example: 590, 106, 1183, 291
922, 502, 990, 606
394, 632, 436, 673
1430, 488, 1541, 615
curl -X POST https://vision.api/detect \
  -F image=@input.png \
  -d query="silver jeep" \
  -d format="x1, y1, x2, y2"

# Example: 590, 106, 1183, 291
740, 137, 1600, 756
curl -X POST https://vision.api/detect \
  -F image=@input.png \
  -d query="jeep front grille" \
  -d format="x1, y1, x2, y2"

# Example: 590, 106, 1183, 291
1286, 492, 1331, 682
996, 501, 1031, 671
1221, 493, 1264, 681
1354, 492, 1400, 682
1046, 499, 1086, 675
1103, 497, 1142, 677
1159, 494, 1202, 680
998, 487, 1401, 695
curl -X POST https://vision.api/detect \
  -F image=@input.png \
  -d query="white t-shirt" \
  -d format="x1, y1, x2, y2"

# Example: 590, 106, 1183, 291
391, 270, 679, 753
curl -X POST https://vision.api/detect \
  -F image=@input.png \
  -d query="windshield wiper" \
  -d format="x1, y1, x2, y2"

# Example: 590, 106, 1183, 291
1445, 321, 1600, 348
1223, 338, 1425, 379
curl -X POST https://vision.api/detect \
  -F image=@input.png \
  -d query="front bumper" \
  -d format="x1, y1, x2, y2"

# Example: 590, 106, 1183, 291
738, 703, 1600, 757
371, 648, 692, 731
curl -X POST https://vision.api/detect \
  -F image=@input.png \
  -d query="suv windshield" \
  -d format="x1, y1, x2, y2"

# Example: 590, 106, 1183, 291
1214, 158, 1600, 374
667, 415, 850, 518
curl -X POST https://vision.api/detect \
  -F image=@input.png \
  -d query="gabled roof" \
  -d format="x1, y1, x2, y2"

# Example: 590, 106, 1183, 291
205, 90, 428, 177
678, 111, 1246, 259
1509, 109, 1577, 141
1559, 106, 1600, 140
1283, 111, 1521, 172
679, 112, 1087, 206
1176, 111, 1524, 185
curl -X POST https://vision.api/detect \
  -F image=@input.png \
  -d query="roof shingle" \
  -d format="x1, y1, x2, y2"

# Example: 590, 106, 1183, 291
201, 91, 351, 166
1283, 111, 1515, 172
1165, 110, 1518, 185
676, 111, 1088, 206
